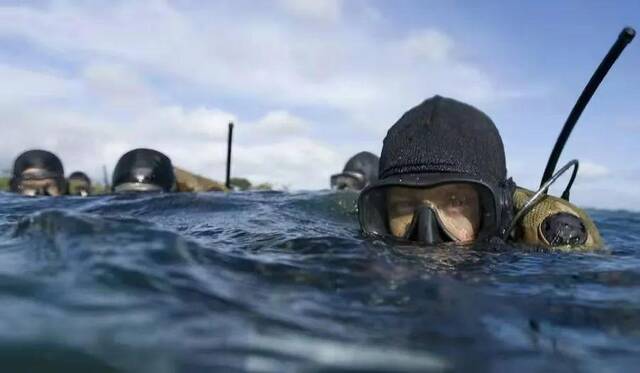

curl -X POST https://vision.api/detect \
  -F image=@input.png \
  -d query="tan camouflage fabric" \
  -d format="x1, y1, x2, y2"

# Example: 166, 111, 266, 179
174, 167, 227, 192
512, 187, 603, 250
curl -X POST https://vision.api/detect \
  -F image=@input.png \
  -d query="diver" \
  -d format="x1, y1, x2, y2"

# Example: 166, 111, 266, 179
111, 148, 176, 193
9, 150, 67, 196
358, 96, 602, 249
330, 151, 379, 191
67, 171, 92, 197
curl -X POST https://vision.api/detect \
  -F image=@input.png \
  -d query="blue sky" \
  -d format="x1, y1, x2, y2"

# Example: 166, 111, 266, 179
0, 1, 638, 209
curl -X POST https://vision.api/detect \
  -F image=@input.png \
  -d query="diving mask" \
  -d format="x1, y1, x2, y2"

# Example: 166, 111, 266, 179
386, 184, 481, 244
13, 169, 65, 196
330, 171, 367, 191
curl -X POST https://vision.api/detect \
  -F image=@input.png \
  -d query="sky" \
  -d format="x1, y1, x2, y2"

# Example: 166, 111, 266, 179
0, 0, 638, 209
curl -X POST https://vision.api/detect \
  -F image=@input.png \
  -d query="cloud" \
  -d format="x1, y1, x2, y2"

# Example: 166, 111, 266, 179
135, 106, 236, 142
0, 62, 340, 189
277, 0, 343, 22
578, 161, 610, 180
400, 29, 454, 62
362, 5, 384, 24
245, 110, 310, 138
0, 2, 521, 112
0, 1, 533, 191
235, 137, 342, 189
81, 62, 155, 109
0, 64, 77, 105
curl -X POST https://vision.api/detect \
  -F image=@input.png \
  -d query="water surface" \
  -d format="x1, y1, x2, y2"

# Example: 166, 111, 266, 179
0, 191, 638, 372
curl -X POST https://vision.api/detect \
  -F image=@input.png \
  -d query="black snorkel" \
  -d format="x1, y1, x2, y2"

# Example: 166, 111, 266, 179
504, 27, 635, 239
225, 121, 234, 190
540, 27, 635, 197
102, 164, 110, 192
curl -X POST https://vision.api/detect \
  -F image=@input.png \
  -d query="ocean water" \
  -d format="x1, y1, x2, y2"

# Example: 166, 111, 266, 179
0, 191, 639, 373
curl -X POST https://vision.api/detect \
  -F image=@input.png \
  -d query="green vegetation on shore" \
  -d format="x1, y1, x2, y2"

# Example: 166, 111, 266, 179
229, 177, 272, 191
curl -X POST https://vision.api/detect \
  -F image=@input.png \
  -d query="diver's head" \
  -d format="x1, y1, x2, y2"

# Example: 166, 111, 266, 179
111, 148, 176, 193
67, 171, 92, 197
10, 150, 66, 196
358, 96, 514, 245
330, 151, 379, 191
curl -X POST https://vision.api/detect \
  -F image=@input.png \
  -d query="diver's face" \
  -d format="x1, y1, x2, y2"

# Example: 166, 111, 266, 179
18, 178, 62, 196
68, 181, 90, 197
386, 184, 481, 243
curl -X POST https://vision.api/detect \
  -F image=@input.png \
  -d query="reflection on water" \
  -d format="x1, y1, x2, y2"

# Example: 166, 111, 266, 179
0, 191, 638, 372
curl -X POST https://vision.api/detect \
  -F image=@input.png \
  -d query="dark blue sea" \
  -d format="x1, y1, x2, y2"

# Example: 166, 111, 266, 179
0, 191, 638, 372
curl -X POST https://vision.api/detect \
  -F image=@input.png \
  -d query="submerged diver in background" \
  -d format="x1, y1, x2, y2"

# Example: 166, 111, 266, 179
67, 171, 92, 197
9, 150, 67, 196
330, 151, 379, 191
112, 148, 176, 193
358, 96, 601, 249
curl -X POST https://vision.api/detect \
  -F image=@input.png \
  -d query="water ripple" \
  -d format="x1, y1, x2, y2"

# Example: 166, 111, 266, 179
0, 192, 639, 372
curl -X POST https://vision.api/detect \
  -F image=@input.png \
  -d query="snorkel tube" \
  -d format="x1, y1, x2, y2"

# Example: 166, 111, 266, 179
225, 121, 233, 190
503, 27, 635, 241
102, 164, 110, 192
540, 27, 635, 194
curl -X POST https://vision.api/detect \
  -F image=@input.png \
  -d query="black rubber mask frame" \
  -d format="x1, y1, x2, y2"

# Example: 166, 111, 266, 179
10, 169, 66, 196
13, 178, 66, 196
403, 205, 452, 244
113, 182, 165, 194
358, 173, 507, 244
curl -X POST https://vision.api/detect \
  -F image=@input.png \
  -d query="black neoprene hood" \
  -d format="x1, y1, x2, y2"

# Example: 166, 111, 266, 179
331, 151, 380, 190
342, 151, 379, 183
112, 148, 176, 192
358, 95, 513, 241
10, 149, 67, 194
12, 150, 64, 178
68, 171, 91, 185
379, 96, 506, 183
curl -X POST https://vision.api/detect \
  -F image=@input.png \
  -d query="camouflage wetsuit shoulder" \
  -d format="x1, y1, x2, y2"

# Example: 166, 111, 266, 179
512, 187, 603, 250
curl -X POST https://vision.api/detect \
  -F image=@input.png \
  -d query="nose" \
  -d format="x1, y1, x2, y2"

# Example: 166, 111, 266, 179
404, 205, 445, 244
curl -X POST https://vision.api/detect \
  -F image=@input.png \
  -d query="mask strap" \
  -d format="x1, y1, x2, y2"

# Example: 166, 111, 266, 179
114, 182, 164, 193
504, 160, 579, 239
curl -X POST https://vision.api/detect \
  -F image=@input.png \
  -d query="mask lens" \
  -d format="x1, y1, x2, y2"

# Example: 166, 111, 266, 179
18, 178, 62, 196
386, 184, 482, 242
